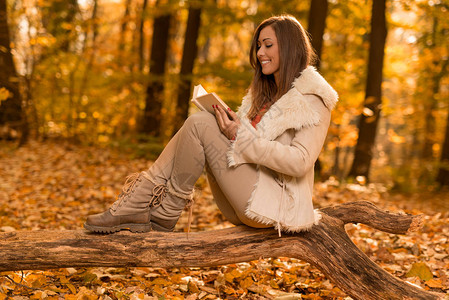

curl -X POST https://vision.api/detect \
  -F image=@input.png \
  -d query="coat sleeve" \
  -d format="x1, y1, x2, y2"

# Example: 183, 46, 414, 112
227, 94, 331, 178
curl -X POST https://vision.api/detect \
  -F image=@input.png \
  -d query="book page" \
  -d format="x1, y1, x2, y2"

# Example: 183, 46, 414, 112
193, 84, 207, 98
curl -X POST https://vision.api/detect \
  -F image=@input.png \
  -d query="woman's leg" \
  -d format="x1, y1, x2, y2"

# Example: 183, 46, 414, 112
85, 111, 269, 233
205, 163, 243, 226
165, 111, 269, 228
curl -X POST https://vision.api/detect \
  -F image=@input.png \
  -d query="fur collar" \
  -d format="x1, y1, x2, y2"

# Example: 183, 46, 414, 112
236, 66, 338, 141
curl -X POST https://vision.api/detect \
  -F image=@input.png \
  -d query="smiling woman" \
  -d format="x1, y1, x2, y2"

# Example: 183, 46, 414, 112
256, 26, 280, 83
247, 15, 316, 120
84, 15, 338, 236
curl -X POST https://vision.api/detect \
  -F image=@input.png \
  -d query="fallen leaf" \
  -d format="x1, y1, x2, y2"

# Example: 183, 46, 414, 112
425, 279, 443, 288
406, 262, 433, 281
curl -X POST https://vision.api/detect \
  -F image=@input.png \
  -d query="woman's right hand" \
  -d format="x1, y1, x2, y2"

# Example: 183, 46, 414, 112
214, 105, 241, 140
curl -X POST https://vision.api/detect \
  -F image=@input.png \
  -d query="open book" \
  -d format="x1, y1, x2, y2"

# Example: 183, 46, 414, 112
191, 84, 231, 116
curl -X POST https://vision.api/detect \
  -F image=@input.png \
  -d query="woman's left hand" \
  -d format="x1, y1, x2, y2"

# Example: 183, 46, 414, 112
214, 105, 241, 140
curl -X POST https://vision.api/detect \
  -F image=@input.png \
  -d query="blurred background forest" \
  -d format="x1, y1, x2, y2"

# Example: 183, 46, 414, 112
1, 0, 449, 191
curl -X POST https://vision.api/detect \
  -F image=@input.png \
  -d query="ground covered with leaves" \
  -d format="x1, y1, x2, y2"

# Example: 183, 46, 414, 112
1, 141, 448, 299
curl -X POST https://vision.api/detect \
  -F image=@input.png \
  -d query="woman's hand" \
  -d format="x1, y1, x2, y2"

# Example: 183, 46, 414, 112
214, 105, 241, 140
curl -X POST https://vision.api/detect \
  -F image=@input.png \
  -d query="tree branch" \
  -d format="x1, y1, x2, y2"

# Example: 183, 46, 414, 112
0, 201, 443, 300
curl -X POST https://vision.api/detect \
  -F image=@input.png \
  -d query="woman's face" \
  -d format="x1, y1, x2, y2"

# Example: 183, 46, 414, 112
257, 25, 280, 84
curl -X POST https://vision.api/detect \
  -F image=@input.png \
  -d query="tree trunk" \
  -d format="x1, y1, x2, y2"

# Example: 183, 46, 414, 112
0, 0, 27, 142
141, 8, 172, 136
0, 201, 443, 300
437, 104, 449, 186
307, 0, 328, 70
118, 0, 132, 64
41, 0, 79, 52
307, 0, 328, 177
138, 0, 149, 72
421, 17, 445, 164
76, 0, 99, 125
173, 2, 203, 134
348, 0, 387, 180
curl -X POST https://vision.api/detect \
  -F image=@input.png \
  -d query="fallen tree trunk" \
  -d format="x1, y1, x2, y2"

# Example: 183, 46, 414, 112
0, 201, 443, 300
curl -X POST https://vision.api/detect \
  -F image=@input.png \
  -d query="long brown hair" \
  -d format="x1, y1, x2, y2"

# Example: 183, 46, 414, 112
247, 15, 316, 120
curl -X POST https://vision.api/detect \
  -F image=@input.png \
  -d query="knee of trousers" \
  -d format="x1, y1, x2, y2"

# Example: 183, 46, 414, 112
183, 111, 217, 130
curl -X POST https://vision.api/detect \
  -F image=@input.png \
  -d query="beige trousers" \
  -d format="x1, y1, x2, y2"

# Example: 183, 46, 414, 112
147, 111, 269, 228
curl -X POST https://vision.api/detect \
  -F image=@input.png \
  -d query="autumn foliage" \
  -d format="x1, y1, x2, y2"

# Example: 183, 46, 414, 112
1, 142, 448, 299
1, 0, 449, 298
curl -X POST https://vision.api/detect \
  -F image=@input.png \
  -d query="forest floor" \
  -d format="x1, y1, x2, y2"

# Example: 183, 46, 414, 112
0, 141, 448, 300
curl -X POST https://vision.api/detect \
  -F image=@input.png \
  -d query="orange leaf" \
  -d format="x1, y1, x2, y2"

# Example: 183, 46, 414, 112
239, 277, 254, 289
425, 279, 443, 288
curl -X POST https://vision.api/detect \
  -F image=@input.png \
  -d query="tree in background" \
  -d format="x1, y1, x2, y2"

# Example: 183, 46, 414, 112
138, 0, 149, 73
348, 0, 388, 181
173, 1, 203, 134
141, 2, 172, 137
307, 0, 328, 177
437, 104, 449, 187
3, 0, 448, 190
118, 0, 132, 64
0, 0, 27, 144
40, 0, 79, 52
307, 0, 328, 70
414, 2, 449, 184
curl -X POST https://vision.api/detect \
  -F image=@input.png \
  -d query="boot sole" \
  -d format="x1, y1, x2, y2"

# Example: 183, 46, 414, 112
83, 222, 151, 233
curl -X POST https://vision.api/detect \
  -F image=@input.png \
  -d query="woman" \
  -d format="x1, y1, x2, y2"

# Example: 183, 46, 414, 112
84, 15, 338, 235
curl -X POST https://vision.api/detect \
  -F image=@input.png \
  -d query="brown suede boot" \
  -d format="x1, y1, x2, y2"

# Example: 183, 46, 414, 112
84, 172, 160, 233
84, 172, 194, 233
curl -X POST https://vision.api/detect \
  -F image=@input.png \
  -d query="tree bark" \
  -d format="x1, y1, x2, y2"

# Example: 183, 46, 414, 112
307, 0, 328, 177
437, 103, 449, 186
0, 201, 443, 300
173, 2, 203, 134
348, 0, 387, 180
0, 0, 27, 142
307, 0, 328, 70
118, 0, 132, 64
138, 0, 149, 72
141, 7, 172, 136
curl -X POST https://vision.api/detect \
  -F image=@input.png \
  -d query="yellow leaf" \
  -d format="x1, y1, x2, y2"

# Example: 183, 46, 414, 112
230, 269, 242, 278
188, 281, 200, 293
66, 283, 76, 294
239, 276, 254, 289
59, 275, 69, 284
31, 275, 47, 288
406, 262, 433, 281
170, 274, 184, 284
152, 285, 165, 295
224, 272, 234, 283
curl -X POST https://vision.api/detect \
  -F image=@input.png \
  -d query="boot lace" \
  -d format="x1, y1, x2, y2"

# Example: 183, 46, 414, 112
111, 172, 141, 211
149, 184, 168, 208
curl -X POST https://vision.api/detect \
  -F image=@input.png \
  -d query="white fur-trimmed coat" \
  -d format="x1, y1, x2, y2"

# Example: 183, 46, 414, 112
227, 66, 338, 233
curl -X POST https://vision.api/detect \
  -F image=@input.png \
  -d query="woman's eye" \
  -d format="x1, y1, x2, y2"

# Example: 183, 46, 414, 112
266, 44, 272, 48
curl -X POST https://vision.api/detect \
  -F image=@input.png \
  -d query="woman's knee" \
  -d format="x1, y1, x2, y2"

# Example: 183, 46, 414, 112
184, 111, 216, 127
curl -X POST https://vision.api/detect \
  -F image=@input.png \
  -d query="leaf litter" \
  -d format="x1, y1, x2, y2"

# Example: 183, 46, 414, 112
0, 141, 448, 299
